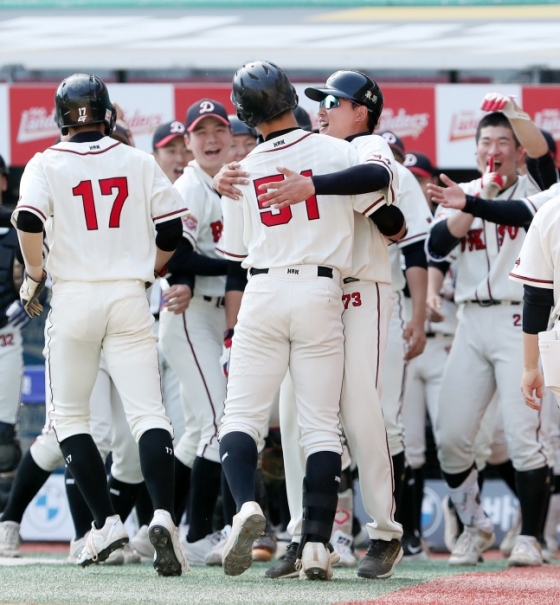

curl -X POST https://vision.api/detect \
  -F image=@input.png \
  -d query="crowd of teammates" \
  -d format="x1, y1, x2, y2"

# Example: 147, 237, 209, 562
0, 62, 559, 581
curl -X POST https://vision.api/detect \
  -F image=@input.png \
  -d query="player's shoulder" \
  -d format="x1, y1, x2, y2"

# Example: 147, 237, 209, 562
533, 194, 560, 226
174, 163, 207, 195
317, 133, 354, 153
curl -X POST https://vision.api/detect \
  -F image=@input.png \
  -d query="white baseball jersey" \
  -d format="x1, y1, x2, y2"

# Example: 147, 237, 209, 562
509, 193, 560, 317
429, 174, 542, 303
14, 137, 187, 283
348, 134, 398, 285
389, 163, 433, 292
220, 129, 377, 277
174, 160, 225, 297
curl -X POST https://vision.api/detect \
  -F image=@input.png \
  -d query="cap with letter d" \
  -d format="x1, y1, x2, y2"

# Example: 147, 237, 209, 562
186, 99, 230, 132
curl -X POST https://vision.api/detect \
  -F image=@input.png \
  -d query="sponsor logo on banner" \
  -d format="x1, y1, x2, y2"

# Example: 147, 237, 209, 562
521, 85, 560, 167
421, 486, 443, 538
378, 108, 430, 139
17, 106, 58, 144
534, 108, 560, 139
449, 110, 480, 142
121, 109, 163, 135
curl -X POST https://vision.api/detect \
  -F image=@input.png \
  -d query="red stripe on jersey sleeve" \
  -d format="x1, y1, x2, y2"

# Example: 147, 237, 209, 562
153, 207, 189, 222
16, 205, 47, 222
361, 196, 385, 216
509, 272, 553, 285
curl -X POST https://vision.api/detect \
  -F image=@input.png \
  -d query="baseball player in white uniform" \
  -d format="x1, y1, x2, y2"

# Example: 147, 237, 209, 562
11, 73, 189, 576
426, 93, 554, 567
250, 71, 409, 579
159, 99, 231, 564
217, 61, 401, 581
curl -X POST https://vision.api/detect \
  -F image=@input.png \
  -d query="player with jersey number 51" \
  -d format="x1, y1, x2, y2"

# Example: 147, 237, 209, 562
12, 73, 189, 576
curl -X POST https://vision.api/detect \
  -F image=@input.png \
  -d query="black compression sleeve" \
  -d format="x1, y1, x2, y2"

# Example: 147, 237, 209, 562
167, 237, 228, 277
167, 273, 195, 292
155, 218, 182, 252
226, 260, 248, 293
526, 152, 558, 191
427, 220, 461, 259
402, 240, 428, 270
16, 211, 43, 233
428, 259, 451, 275
523, 284, 554, 334
370, 204, 405, 237
463, 195, 533, 227
311, 164, 390, 196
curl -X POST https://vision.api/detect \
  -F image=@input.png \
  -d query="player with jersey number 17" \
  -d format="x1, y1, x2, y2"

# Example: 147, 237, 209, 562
12, 73, 190, 577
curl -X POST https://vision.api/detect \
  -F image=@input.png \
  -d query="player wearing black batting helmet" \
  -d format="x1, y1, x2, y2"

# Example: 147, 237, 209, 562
55, 73, 116, 136
231, 60, 298, 128
305, 70, 383, 130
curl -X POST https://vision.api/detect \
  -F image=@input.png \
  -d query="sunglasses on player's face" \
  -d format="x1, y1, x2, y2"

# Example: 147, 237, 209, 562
320, 94, 360, 111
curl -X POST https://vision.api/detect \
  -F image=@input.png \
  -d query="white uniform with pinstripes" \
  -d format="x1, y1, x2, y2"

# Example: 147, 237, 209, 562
159, 160, 226, 465
380, 163, 433, 457
428, 174, 550, 474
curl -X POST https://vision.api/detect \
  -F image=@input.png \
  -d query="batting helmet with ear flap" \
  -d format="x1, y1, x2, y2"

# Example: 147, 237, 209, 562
55, 73, 116, 136
305, 70, 383, 128
231, 60, 299, 128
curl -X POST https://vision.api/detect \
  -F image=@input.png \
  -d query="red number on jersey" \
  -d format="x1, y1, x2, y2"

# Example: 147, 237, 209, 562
0, 334, 14, 347
513, 313, 521, 327
210, 220, 224, 243
254, 171, 320, 227
342, 292, 362, 310
73, 178, 129, 231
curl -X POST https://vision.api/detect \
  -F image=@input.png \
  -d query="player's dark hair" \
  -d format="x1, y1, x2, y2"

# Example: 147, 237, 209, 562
476, 112, 520, 147
366, 112, 378, 134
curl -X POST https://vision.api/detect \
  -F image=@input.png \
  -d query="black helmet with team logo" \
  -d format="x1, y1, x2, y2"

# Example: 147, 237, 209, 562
305, 70, 383, 127
55, 73, 116, 136
231, 60, 299, 128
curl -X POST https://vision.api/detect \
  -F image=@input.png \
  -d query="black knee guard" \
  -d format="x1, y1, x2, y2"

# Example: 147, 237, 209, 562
301, 478, 338, 545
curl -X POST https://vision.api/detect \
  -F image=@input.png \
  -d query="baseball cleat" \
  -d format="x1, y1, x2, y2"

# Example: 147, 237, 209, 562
300, 542, 333, 581
252, 530, 278, 562
129, 525, 155, 561
205, 525, 232, 566
77, 515, 129, 567
222, 501, 266, 576
448, 527, 495, 566
0, 520, 21, 557
149, 509, 190, 577
357, 538, 403, 579
331, 530, 357, 567
507, 535, 543, 567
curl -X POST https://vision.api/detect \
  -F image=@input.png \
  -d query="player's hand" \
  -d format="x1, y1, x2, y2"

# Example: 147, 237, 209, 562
427, 174, 467, 210
258, 167, 315, 209
520, 368, 544, 410
162, 284, 192, 315
426, 293, 444, 323
481, 92, 530, 121
220, 328, 234, 377
480, 156, 507, 199
19, 270, 46, 318
404, 319, 427, 361
212, 162, 249, 200
5, 300, 32, 329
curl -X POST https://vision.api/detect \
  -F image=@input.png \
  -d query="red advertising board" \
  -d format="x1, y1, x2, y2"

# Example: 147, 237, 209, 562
174, 85, 234, 124
521, 85, 560, 166
377, 86, 436, 162
10, 86, 58, 166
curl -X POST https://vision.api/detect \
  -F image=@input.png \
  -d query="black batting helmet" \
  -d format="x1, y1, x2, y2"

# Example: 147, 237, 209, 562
305, 70, 383, 127
55, 73, 116, 136
231, 60, 298, 128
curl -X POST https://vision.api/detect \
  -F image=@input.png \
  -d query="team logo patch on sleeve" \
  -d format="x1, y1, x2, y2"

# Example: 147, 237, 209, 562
183, 214, 198, 232
514, 257, 520, 266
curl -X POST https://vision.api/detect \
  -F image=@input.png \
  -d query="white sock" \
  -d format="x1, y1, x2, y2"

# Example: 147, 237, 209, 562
449, 469, 493, 533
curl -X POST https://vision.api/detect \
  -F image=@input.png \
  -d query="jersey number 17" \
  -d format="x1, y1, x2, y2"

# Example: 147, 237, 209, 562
73, 177, 129, 230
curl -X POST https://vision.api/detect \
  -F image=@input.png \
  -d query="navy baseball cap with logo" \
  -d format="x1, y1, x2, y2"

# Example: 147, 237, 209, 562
379, 130, 405, 160
152, 120, 186, 150
0, 153, 7, 175
404, 151, 437, 178
186, 99, 230, 132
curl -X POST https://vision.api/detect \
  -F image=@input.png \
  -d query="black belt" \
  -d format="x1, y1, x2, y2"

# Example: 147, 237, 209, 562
468, 300, 521, 306
250, 266, 334, 279
203, 295, 225, 308
426, 332, 453, 338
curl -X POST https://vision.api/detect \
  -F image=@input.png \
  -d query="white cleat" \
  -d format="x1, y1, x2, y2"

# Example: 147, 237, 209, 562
182, 531, 222, 566
448, 527, 495, 566
0, 520, 21, 557
300, 542, 333, 581
205, 525, 232, 566
507, 535, 543, 567
500, 506, 521, 558
149, 509, 190, 576
77, 515, 129, 567
222, 501, 266, 576
330, 530, 357, 567
129, 525, 155, 561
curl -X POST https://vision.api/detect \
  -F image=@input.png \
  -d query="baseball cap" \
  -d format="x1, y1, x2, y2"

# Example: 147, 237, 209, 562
404, 151, 436, 178
229, 115, 258, 138
152, 121, 186, 150
186, 99, 230, 132
0, 154, 7, 176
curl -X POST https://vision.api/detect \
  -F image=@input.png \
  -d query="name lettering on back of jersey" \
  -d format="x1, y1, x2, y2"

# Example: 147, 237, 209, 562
89, 145, 100, 151
273, 139, 285, 148
287, 268, 299, 275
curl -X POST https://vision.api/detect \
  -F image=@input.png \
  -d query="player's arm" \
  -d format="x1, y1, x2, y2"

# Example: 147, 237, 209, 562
154, 218, 183, 274
402, 241, 428, 360
371, 205, 407, 242
225, 261, 247, 330
257, 164, 390, 209
167, 237, 228, 277
520, 284, 553, 410
427, 262, 449, 323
